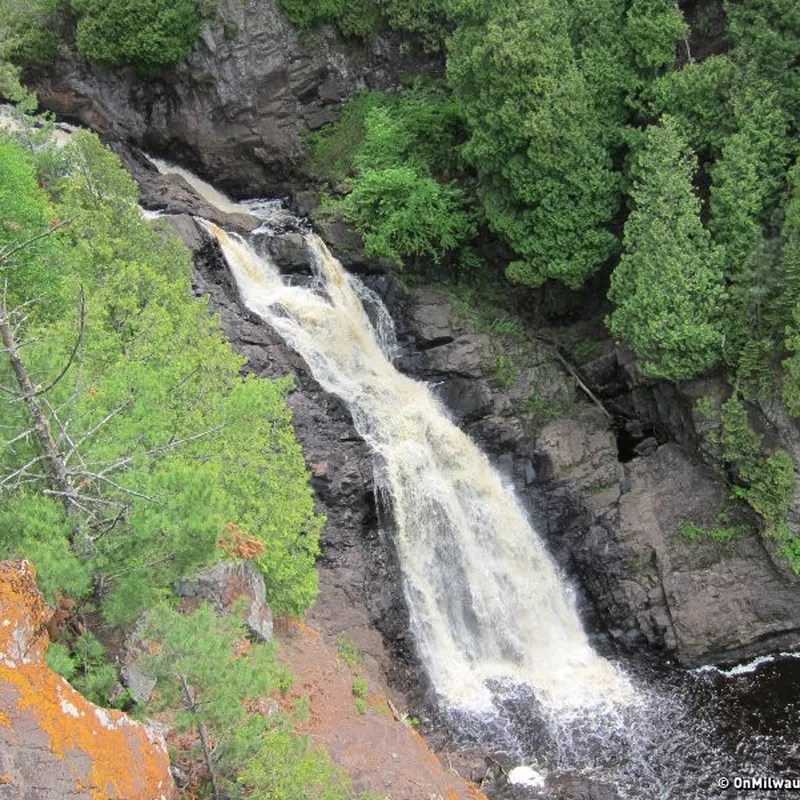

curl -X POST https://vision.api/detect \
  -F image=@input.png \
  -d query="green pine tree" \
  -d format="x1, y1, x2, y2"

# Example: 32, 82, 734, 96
608, 116, 725, 380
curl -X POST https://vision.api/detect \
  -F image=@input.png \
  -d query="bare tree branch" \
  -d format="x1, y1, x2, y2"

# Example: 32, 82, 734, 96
178, 674, 221, 800
71, 470, 161, 504
0, 290, 81, 521
41, 489, 125, 508
534, 335, 613, 420
0, 219, 71, 268
104, 552, 177, 582
85, 504, 131, 541
90, 425, 225, 478
35, 286, 86, 397
3, 427, 37, 448
67, 400, 133, 462
0, 455, 48, 488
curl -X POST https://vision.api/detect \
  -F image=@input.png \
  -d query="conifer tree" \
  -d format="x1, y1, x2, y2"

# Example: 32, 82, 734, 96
447, 0, 619, 289
608, 116, 725, 380
140, 604, 353, 800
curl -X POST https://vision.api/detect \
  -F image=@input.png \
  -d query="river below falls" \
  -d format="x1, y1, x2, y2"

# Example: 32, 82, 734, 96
432, 652, 800, 798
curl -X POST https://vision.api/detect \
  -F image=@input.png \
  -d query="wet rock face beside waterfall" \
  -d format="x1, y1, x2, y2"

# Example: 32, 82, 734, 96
186, 226, 428, 706
30, 0, 440, 196
396, 286, 800, 666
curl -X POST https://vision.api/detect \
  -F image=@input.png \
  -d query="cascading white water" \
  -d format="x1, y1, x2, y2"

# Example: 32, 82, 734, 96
202, 221, 632, 711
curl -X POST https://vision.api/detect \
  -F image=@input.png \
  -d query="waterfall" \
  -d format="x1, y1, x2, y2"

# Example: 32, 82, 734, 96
148, 161, 800, 799
201, 221, 632, 712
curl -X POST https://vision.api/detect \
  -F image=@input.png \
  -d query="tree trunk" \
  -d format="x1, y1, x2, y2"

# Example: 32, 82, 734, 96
179, 674, 221, 800
0, 307, 78, 516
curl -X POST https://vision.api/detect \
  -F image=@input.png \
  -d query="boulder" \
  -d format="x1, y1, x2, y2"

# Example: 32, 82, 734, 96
406, 288, 457, 348
175, 560, 273, 642
0, 561, 175, 800
423, 334, 492, 379
433, 377, 494, 424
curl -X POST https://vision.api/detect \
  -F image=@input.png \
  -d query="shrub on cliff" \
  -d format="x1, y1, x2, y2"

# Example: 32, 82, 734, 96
71, 0, 201, 71
311, 87, 476, 268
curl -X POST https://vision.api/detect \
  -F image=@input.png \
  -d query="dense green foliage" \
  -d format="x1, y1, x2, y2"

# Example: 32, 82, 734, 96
303, 0, 800, 565
277, 0, 380, 38
140, 603, 356, 799
70, 0, 202, 70
0, 130, 322, 625
311, 88, 475, 266
447, 0, 619, 289
0, 0, 217, 75
0, 0, 61, 67
608, 117, 724, 380
277, 0, 447, 44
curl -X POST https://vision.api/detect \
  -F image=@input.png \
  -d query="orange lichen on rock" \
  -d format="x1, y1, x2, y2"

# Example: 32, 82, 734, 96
0, 561, 176, 800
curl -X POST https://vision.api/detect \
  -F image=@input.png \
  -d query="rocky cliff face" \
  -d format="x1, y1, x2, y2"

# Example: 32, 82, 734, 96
178, 223, 427, 712
0, 561, 175, 800
30, 0, 439, 196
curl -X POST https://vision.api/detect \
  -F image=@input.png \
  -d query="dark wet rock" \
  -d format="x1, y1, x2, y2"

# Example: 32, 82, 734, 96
547, 775, 620, 800
113, 144, 261, 231
314, 218, 385, 271
164, 214, 207, 253
269, 231, 312, 272
188, 236, 429, 709
433, 377, 494, 424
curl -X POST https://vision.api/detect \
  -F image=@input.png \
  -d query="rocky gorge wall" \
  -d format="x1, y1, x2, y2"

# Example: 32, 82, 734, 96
142, 152, 800, 688
29, 0, 440, 196
389, 287, 800, 667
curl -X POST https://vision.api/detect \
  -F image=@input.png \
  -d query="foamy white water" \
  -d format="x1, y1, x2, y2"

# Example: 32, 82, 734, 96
202, 221, 633, 712
147, 156, 295, 228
